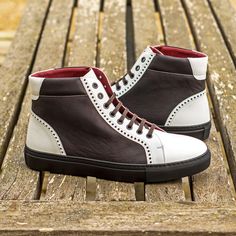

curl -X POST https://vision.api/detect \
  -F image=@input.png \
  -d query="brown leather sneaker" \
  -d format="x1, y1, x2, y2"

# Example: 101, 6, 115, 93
25, 67, 210, 183
112, 45, 211, 140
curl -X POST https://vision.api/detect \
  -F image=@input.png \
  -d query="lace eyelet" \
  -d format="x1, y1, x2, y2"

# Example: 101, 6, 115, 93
130, 73, 134, 79
98, 93, 103, 99
141, 57, 146, 62
146, 134, 152, 139
109, 112, 115, 117
126, 125, 133, 130
136, 130, 143, 135
116, 86, 121, 91
103, 103, 109, 109
135, 65, 140, 71
123, 80, 128, 85
92, 83, 98, 89
117, 119, 123, 125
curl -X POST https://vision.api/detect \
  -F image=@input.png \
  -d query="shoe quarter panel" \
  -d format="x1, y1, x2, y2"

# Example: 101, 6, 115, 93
120, 68, 205, 125
32, 94, 147, 164
149, 54, 193, 75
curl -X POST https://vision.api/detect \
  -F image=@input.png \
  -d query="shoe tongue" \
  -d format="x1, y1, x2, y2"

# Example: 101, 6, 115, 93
81, 67, 97, 79
81, 68, 113, 96
82, 68, 163, 132
149, 46, 164, 55
134, 46, 163, 65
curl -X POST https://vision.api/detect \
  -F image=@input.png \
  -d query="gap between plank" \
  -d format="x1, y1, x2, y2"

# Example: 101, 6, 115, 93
63, 1, 78, 67
0, 0, 52, 170
127, 0, 145, 201
61, 0, 77, 66
126, 0, 135, 69
207, 0, 236, 68
154, 0, 166, 45
38, 0, 76, 200
95, 0, 104, 68
180, 0, 236, 192
156, 0, 191, 201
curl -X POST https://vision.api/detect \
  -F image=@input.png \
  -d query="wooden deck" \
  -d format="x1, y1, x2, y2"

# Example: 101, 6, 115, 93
0, 0, 236, 234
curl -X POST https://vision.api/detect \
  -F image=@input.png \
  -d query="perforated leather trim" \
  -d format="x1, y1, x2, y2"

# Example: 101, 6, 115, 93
31, 112, 66, 155
112, 47, 156, 98
165, 90, 207, 126
81, 70, 164, 165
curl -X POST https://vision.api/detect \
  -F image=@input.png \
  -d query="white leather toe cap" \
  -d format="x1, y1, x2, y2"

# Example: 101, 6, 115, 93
156, 131, 208, 164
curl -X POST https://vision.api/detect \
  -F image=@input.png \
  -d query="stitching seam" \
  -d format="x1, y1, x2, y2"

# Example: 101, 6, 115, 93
166, 90, 206, 126
31, 112, 66, 155
83, 79, 153, 164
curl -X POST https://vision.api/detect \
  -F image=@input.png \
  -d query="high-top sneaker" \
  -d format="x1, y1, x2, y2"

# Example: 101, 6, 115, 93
25, 67, 210, 183
112, 45, 211, 140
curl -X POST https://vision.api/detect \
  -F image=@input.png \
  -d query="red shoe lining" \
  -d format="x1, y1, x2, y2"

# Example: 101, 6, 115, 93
31, 68, 162, 131
152, 45, 206, 58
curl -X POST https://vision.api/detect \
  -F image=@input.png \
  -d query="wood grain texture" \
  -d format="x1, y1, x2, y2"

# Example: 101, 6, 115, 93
135, 0, 186, 202
31, 0, 74, 72
0, 0, 50, 164
68, 0, 100, 66
145, 180, 185, 202
192, 127, 235, 202
42, 174, 87, 201
0, 0, 74, 200
183, 0, 236, 193
0, 0, 50, 200
159, 0, 194, 49
96, 179, 135, 201
0, 96, 41, 200
27, 0, 86, 201
160, 0, 236, 202
209, 0, 236, 65
132, 0, 159, 56
0, 201, 236, 235
99, 0, 127, 82
96, 0, 135, 201
42, 0, 100, 202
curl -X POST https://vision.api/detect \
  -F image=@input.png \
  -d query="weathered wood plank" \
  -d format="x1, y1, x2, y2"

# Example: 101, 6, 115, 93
192, 127, 235, 202
209, 0, 236, 65
0, 90, 42, 200
0, 201, 236, 235
96, 0, 135, 201
41, 174, 86, 201
32, 0, 74, 72
145, 180, 186, 202
0, 0, 50, 165
160, 0, 235, 202
192, 95, 235, 202
183, 0, 236, 193
131, 0, 185, 201
132, 0, 159, 56
96, 180, 135, 201
69, 0, 100, 66
0, 0, 74, 200
99, 0, 127, 83
42, 0, 100, 202
158, 0, 194, 49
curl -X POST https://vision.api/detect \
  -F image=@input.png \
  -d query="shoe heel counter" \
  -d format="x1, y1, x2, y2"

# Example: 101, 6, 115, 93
165, 90, 211, 127
26, 112, 66, 155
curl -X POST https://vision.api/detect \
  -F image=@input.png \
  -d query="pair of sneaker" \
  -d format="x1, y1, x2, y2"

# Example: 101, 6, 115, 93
25, 45, 211, 183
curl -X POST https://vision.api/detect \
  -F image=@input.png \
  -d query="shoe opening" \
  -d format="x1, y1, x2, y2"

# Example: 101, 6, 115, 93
151, 45, 206, 58
31, 67, 91, 78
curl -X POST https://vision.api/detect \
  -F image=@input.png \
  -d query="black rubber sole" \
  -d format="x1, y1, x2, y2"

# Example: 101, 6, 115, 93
159, 121, 211, 141
25, 146, 211, 183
